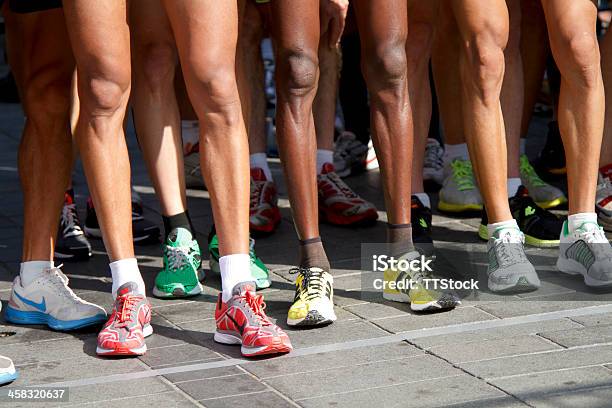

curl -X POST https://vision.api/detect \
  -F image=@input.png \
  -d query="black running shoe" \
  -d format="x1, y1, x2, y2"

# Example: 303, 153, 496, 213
478, 186, 563, 248
84, 193, 160, 244
411, 196, 433, 247
55, 190, 92, 261
535, 121, 566, 177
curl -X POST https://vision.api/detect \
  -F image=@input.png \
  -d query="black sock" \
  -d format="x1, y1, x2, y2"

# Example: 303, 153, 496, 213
387, 223, 414, 256
163, 211, 194, 241
298, 237, 331, 272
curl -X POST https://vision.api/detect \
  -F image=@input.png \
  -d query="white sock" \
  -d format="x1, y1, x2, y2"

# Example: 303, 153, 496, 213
567, 213, 598, 234
444, 143, 469, 165
414, 193, 431, 209
317, 149, 334, 174
249, 153, 273, 181
220, 254, 253, 302
519, 138, 527, 156
110, 258, 145, 298
488, 219, 520, 240
20, 261, 54, 286
507, 178, 522, 198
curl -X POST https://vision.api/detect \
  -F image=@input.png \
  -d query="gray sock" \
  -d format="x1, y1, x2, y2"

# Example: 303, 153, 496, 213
298, 237, 331, 272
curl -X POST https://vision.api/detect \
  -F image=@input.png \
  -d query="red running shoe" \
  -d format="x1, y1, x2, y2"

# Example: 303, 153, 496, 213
215, 282, 292, 357
97, 282, 152, 356
250, 168, 281, 235
318, 163, 378, 225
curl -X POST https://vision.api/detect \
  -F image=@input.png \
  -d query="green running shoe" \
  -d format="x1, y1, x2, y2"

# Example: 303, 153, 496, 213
208, 228, 271, 289
520, 155, 567, 209
153, 228, 203, 298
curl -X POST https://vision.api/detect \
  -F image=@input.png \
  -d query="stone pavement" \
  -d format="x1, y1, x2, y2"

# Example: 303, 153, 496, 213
2, 98, 612, 408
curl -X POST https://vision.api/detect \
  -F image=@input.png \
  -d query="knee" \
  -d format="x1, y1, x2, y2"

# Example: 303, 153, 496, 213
463, 32, 506, 103
276, 49, 319, 98
135, 42, 176, 92
363, 38, 408, 91
192, 66, 242, 128
407, 22, 435, 73
79, 62, 130, 116
561, 32, 601, 88
23, 71, 71, 126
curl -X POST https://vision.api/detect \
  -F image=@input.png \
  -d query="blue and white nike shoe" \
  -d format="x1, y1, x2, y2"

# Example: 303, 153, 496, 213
5, 266, 107, 331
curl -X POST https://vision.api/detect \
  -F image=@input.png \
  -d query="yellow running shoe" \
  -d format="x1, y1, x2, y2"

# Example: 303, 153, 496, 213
287, 267, 337, 327
382, 251, 461, 312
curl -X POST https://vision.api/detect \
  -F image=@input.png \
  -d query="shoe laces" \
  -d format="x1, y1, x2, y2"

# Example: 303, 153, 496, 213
166, 245, 190, 271
45, 265, 85, 304
322, 172, 358, 199
576, 223, 609, 245
61, 203, 84, 237
243, 290, 271, 326
290, 267, 328, 301
520, 156, 546, 187
494, 230, 528, 266
424, 141, 443, 170
116, 295, 140, 327
450, 160, 476, 191
250, 179, 265, 208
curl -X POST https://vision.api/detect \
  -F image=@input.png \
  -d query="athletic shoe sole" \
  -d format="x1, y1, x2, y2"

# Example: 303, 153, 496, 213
438, 201, 483, 213
0, 371, 17, 386
54, 248, 92, 261
152, 282, 203, 299
319, 207, 378, 226
557, 257, 612, 287
96, 324, 153, 356
85, 226, 158, 243
286, 301, 337, 327
478, 224, 560, 248
383, 292, 460, 311
4, 307, 106, 331
214, 331, 292, 357
536, 197, 567, 210
488, 274, 541, 293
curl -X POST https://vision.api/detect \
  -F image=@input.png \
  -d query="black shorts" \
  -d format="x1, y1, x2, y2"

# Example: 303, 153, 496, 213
2, 0, 62, 13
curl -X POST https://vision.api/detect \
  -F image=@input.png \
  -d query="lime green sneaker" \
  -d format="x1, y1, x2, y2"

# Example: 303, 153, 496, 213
208, 229, 271, 289
382, 251, 460, 311
153, 228, 203, 298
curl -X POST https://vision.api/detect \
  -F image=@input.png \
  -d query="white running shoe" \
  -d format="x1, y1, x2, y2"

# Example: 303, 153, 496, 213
5, 266, 107, 331
487, 227, 540, 293
333, 131, 368, 177
557, 220, 612, 287
423, 138, 444, 186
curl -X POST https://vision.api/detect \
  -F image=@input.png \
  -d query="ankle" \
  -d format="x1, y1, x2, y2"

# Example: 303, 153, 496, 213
110, 258, 145, 298
299, 237, 330, 272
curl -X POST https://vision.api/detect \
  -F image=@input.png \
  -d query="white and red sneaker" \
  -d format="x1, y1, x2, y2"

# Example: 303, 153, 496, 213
96, 282, 152, 356
250, 168, 281, 235
318, 163, 378, 226
214, 282, 292, 357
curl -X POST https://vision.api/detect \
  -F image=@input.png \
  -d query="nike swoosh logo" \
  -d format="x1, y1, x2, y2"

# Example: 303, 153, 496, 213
14, 292, 46, 312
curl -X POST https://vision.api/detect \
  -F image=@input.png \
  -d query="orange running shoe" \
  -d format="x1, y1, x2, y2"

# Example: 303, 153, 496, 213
250, 168, 281, 235
97, 282, 152, 356
215, 282, 292, 357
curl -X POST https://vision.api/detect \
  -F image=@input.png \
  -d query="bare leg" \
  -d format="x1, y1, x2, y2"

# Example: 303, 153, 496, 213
353, 0, 411, 224
452, 0, 511, 223
541, 0, 603, 214
63, 0, 134, 262
600, 24, 612, 169
502, 0, 523, 179
407, 0, 438, 193
314, 29, 339, 152
130, 0, 186, 218
432, 7, 465, 146
237, 0, 267, 155
270, 1, 321, 241
6, 8, 74, 262
162, 0, 249, 256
